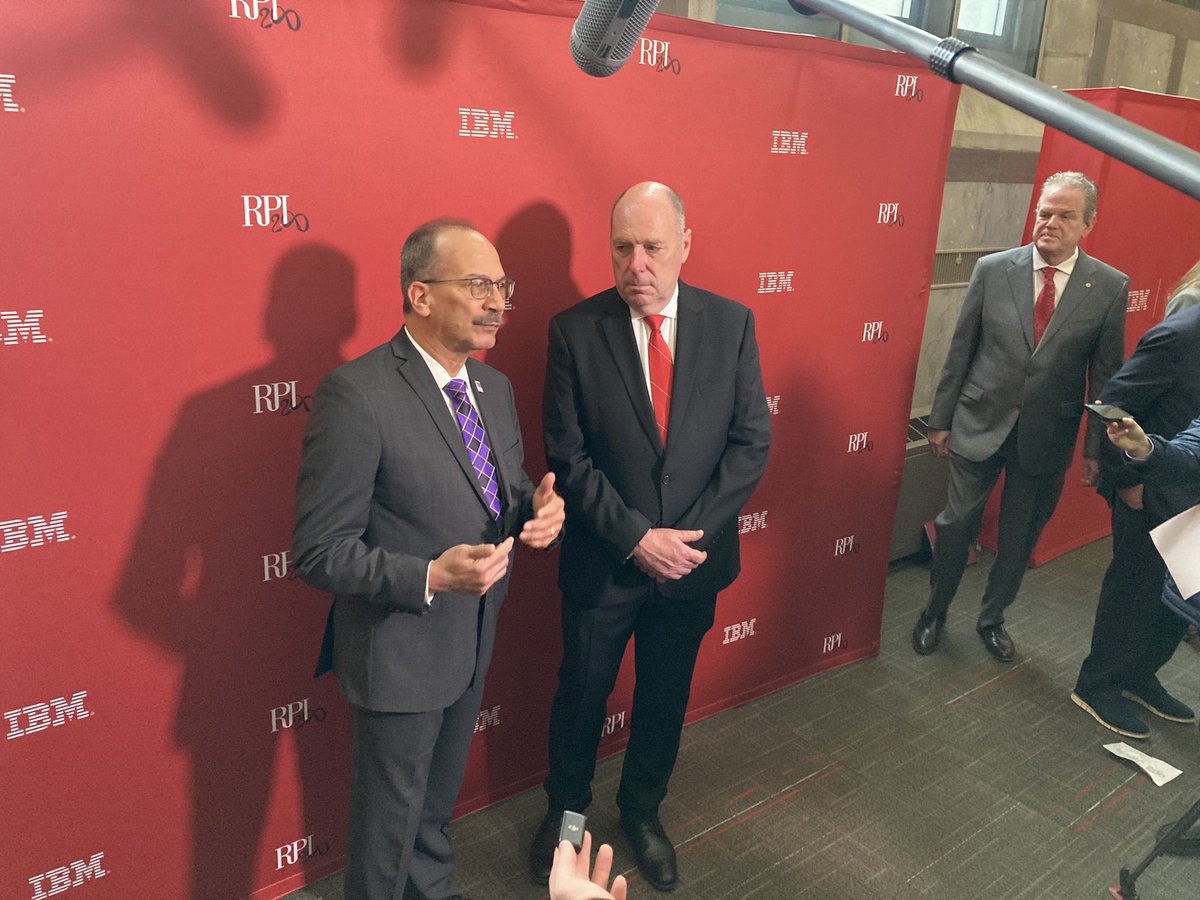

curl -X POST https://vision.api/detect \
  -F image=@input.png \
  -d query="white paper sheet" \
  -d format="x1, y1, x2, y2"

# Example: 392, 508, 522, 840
1104, 742, 1183, 786
1150, 503, 1200, 600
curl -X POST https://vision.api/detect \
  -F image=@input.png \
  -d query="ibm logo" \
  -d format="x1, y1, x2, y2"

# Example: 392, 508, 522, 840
1, 73, 22, 113
275, 835, 329, 871
722, 618, 756, 644
757, 271, 794, 294
229, 0, 301, 30
601, 710, 627, 736
877, 203, 904, 226
738, 510, 768, 533
2, 310, 49, 345
822, 632, 844, 654
638, 38, 679, 74
765, 395, 780, 416
862, 321, 889, 343
263, 550, 293, 582
1127, 289, 1150, 313
5, 691, 92, 741
834, 535, 858, 556
1, 512, 73, 554
28, 853, 107, 900
895, 74, 924, 101
253, 380, 311, 415
474, 704, 501, 733
270, 698, 325, 733
457, 108, 517, 140
242, 195, 309, 232
770, 130, 808, 155
847, 432, 874, 453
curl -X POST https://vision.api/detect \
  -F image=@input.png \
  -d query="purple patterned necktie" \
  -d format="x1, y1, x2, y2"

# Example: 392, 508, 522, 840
443, 379, 504, 528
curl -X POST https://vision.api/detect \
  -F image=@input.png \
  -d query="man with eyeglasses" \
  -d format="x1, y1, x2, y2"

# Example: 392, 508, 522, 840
531, 182, 772, 891
293, 218, 564, 900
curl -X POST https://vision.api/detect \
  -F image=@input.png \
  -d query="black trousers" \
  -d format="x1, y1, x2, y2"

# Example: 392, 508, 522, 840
544, 588, 716, 816
929, 426, 1067, 627
1075, 497, 1186, 700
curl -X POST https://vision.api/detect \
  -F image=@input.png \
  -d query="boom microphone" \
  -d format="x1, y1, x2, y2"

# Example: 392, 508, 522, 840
570, 0, 660, 77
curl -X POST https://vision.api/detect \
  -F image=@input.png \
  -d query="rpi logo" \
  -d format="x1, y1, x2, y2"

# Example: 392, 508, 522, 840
242, 195, 309, 233
847, 432, 874, 453
0, 73, 22, 113
862, 321, 889, 344
601, 710, 626, 736
457, 108, 517, 140
270, 697, 325, 733
878, 203, 904, 226
895, 74, 924, 101
275, 835, 328, 871
229, 0, 301, 30
822, 632, 843, 654
639, 38, 680, 74
27, 853, 107, 900
2, 310, 49, 345
253, 380, 312, 415
834, 535, 858, 556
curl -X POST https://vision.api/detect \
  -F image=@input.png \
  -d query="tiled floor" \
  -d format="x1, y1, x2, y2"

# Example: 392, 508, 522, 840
288, 540, 1200, 899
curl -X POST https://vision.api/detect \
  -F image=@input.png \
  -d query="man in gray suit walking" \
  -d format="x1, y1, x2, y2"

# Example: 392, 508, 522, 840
912, 171, 1128, 661
293, 219, 565, 900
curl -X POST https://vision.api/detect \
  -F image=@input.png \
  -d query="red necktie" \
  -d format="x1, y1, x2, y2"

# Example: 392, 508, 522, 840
645, 314, 673, 447
1033, 267, 1059, 346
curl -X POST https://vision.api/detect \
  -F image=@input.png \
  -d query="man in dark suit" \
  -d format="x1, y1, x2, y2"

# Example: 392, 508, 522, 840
1072, 303, 1200, 738
292, 220, 565, 900
529, 182, 772, 891
913, 171, 1128, 661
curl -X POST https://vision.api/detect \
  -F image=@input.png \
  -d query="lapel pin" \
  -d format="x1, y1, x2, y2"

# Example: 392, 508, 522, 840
1085, 282, 1092, 288
474, 379, 484, 393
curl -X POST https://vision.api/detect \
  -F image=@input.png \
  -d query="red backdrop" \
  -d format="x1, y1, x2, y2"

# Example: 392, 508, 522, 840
980, 87, 1200, 565
0, 2, 957, 897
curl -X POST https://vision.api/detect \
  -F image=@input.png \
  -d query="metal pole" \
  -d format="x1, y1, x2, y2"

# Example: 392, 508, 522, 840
789, 0, 1200, 201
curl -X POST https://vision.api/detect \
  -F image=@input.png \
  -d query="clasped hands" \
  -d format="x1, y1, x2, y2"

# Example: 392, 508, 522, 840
428, 473, 565, 596
631, 527, 706, 583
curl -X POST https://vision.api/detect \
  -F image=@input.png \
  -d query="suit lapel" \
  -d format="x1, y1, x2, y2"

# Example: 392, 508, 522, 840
599, 292, 661, 450
1037, 250, 1097, 350
667, 283, 705, 446
391, 331, 494, 518
1005, 245, 1036, 353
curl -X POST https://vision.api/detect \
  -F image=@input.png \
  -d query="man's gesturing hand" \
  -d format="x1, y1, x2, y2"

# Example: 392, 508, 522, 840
429, 537, 514, 596
631, 528, 706, 582
521, 472, 566, 549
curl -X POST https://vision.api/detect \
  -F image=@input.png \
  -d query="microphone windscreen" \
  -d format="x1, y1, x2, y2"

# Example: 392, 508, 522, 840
570, 0, 660, 77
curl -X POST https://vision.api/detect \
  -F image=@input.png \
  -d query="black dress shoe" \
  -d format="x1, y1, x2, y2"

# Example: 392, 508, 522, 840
977, 623, 1014, 661
528, 804, 565, 885
620, 813, 677, 892
911, 609, 945, 655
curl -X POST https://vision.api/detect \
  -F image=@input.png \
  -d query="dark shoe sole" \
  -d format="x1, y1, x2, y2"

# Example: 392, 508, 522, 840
1071, 692, 1149, 739
1121, 690, 1197, 724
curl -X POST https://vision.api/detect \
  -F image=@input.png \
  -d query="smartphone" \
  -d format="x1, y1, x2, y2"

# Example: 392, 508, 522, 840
1084, 402, 1132, 421
558, 810, 586, 851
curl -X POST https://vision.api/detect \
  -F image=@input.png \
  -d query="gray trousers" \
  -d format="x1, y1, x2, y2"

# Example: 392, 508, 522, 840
929, 427, 1067, 627
344, 674, 485, 900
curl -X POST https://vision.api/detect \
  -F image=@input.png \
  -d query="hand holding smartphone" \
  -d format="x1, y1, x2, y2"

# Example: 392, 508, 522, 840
1084, 401, 1132, 421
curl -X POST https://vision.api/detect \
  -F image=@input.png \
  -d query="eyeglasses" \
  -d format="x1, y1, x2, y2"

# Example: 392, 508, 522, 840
419, 276, 516, 308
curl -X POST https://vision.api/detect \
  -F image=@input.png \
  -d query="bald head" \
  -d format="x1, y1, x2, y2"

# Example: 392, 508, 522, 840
609, 182, 692, 315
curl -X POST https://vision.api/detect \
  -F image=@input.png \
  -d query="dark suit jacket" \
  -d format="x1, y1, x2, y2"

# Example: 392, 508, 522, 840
1098, 303, 1200, 522
542, 283, 771, 606
929, 244, 1128, 474
1132, 414, 1200, 485
292, 329, 535, 713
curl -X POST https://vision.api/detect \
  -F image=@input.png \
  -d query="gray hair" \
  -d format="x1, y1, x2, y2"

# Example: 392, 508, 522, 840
1041, 171, 1098, 223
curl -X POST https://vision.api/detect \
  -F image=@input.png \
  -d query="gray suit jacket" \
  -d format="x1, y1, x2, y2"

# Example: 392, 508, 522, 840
293, 329, 535, 713
929, 244, 1128, 475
